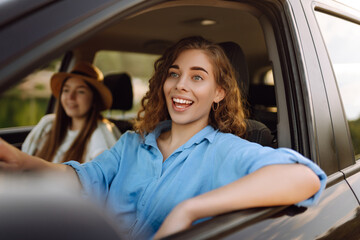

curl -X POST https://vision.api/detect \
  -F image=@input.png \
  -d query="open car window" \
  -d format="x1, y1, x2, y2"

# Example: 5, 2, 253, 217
0, 58, 61, 129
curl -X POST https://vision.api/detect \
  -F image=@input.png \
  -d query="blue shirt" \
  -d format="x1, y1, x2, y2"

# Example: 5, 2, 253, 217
65, 121, 327, 239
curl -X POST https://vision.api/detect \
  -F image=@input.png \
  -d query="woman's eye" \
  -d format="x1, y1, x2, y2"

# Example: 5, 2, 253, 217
62, 89, 69, 93
193, 75, 203, 81
169, 72, 179, 78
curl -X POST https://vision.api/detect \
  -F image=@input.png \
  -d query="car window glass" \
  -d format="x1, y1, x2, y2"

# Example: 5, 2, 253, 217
94, 51, 159, 120
0, 59, 61, 128
249, 67, 277, 133
315, 11, 360, 158
334, 0, 360, 11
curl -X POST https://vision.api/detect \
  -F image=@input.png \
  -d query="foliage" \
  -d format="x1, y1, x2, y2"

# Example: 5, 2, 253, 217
94, 51, 159, 81
0, 97, 48, 128
349, 117, 360, 156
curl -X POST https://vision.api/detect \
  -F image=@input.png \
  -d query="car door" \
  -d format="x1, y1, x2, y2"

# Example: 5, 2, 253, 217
304, 0, 360, 217
163, 0, 360, 238
230, 0, 360, 238
232, 0, 360, 238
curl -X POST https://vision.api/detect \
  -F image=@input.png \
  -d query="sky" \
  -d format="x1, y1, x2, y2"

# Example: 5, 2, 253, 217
316, 3, 360, 120
335, 0, 360, 11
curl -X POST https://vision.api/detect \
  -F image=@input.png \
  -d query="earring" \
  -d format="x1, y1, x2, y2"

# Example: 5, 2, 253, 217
212, 102, 219, 111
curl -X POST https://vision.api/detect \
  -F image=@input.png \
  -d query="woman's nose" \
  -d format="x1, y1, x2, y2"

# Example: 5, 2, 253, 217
68, 91, 76, 100
175, 75, 189, 91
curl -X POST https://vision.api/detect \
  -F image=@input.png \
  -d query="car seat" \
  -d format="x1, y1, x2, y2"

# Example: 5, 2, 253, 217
104, 73, 134, 133
219, 42, 276, 147
248, 83, 277, 132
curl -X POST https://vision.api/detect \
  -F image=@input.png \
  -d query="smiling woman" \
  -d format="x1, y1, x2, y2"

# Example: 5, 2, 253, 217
158, 48, 226, 160
21, 62, 120, 163
0, 36, 326, 240
60, 78, 95, 125
163, 49, 225, 129
134, 36, 247, 138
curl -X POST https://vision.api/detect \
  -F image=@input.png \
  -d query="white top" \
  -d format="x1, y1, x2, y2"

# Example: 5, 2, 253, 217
21, 114, 121, 163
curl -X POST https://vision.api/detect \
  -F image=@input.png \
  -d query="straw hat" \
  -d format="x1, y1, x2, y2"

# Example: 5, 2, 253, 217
50, 62, 112, 111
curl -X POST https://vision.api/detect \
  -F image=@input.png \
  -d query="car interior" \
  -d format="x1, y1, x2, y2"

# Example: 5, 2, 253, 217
67, 2, 282, 145
6, 0, 290, 149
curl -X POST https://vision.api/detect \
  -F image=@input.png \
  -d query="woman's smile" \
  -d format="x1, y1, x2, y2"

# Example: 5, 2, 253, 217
61, 77, 94, 121
172, 97, 194, 111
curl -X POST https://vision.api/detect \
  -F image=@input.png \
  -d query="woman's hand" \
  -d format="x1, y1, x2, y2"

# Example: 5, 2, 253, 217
0, 138, 71, 173
154, 200, 195, 239
0, 138, 27, 171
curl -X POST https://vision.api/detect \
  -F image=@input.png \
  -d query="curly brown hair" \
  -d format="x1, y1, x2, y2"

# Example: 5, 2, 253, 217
134, 36, 248, 137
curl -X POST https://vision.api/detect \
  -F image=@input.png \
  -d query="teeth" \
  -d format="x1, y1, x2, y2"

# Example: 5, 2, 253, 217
173, 98, 193, 104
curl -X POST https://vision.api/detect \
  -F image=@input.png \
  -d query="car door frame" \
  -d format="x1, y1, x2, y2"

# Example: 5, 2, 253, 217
0, 0, 151, 147
300, 0, 360, 203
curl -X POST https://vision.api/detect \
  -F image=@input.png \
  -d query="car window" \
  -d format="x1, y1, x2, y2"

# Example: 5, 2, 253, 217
250, 67, 277, 132
0, 58, 61, 128
94, 51, 159, 120
335, 0, 360, 11
315, 11, 360, 158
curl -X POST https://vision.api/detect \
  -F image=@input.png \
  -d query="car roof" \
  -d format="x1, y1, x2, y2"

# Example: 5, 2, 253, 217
0, 0, 267, 93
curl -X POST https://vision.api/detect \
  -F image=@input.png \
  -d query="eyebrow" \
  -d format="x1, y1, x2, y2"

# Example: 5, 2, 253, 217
169, 65, 208, 74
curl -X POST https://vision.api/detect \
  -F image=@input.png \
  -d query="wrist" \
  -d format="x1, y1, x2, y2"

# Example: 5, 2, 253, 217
176, 198, 201, 223
22, 153, 52, 171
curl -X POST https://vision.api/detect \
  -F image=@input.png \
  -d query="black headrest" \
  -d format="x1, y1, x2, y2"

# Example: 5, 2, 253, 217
219, 41, 250, 97
104, 73, 133, 111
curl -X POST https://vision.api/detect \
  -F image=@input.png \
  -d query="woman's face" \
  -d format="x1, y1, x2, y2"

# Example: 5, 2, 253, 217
60, 77, 94, 121
163, 49, 225, 128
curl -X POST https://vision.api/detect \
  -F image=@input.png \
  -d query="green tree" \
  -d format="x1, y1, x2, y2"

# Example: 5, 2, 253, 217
349, 117, 360, 157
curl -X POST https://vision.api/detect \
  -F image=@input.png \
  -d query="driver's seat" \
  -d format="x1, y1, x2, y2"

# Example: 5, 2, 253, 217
219, 41, 276, 147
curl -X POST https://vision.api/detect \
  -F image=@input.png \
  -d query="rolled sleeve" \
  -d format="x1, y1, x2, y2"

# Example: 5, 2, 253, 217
64, 161, 93, 195
63, 136, 125, 204
247, 147, 327, 207
215, 134, 327, 207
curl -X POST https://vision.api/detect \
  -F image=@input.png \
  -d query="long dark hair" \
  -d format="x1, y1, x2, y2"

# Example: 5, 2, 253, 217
36, 78, 103, 163
134, 36, 248, 137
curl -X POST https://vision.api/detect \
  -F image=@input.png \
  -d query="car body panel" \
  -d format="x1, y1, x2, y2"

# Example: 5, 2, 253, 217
163, 172, 359, 239
223, 180, 360, 239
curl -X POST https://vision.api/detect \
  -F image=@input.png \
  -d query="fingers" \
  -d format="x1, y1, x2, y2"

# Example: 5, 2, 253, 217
0, 138, 22, 171
0, 161, 18, 171
0, 138, 6, 159
0, 137, 10, 149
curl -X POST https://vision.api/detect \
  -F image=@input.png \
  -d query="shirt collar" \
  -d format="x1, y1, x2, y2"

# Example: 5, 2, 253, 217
143, 120, 217, 149
144, 121, 171, 148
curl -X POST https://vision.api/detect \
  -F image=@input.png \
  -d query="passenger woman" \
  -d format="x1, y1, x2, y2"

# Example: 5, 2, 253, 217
0, 37, 326, 239
21, 62, 120, 163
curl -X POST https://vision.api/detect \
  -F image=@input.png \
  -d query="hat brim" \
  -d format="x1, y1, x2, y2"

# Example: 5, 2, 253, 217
51, 72, 112, 111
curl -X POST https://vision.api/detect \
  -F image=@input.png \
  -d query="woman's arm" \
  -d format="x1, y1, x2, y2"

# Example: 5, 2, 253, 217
154, 164, 321, 239
0, 138, 80, 186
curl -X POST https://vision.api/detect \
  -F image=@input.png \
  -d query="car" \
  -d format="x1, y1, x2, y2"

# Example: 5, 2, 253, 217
0, 0, 360, 239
